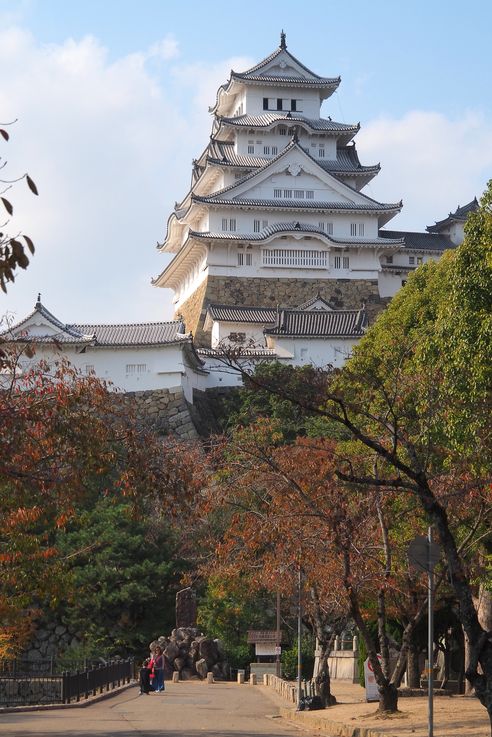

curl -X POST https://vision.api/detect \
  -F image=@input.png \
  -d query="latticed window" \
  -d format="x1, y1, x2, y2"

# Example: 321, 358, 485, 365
343, 256, 350, 269
350, 223, 357, 236
294, 190, 304, 199
306, 190, 314, 199
283, 189, 292, 198
274, 189, 282, 198
253, 219, 260, 232
334, 255, 341, 269
262, 249, 327, 268
327, 222, 333, 235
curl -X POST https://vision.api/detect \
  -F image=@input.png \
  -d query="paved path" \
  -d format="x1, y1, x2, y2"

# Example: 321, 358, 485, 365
0, 682, 304, 737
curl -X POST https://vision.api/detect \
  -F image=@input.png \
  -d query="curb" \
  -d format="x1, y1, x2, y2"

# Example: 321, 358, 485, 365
279, 706, 392, 737
0, 680, 137, 714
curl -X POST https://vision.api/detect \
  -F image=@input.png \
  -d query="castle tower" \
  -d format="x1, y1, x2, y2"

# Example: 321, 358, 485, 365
153, 34, 403, 345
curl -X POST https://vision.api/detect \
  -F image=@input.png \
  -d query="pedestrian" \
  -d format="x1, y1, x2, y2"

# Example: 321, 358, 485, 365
153, 645, 165, 692
139, 657, 153, 694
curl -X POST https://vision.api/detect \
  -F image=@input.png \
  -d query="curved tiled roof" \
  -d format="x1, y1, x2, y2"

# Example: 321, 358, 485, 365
218, 113, 359, 134
265, 308, 366, 338
207, 304, 277, 324
191, 194, 402, 214
4, 300, 188, 347
72, 321, 187, 346
426, 197, 478, 233
189, 222, 403, 246
380, 230, 454, 252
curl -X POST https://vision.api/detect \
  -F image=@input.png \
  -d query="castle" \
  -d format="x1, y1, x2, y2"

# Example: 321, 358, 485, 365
4, 35, 476, 412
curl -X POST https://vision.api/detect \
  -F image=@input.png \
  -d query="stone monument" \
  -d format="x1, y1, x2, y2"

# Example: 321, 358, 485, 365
175, 587, 197, 628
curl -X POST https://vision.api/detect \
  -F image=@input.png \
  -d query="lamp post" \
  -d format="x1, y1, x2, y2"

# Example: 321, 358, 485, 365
276, 589, 281, 677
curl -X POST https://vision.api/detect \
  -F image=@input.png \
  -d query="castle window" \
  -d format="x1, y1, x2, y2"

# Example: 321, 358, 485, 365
247, 145, 254, 154
350, 223, 357, 236
318, 148, 325, 158
294, 189, 304, 199
291, 99, 302, 112
229, 218, 236, 232
221, 218, 228, 231
279, 126, 287, 135
327, 222, 333, 235
262, 248, 327, 268
237, 251, 244, 266
85, 365, 95, 375
263, 146, 270, 155
409, 256, 415, 265
277, 98, 283, 111
271, 146, 278, 155
246, 252, 252, 265
283, 189, 292, 198
253, 219, 260, 232
386, 255, 393, 264
274, 188, 282, 198
417, 256, 423, 265
126, 364, 147, 375
318, 221, 325, 231
306, 190, 314, 199
262, 220, 269, 228
263, 98, 268, 110
358, 223, 364, 236
343, 256, 350, 269
334, 255, 341, 269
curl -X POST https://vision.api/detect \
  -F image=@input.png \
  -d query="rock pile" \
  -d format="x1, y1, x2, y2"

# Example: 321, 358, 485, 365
150, 627, 229, 681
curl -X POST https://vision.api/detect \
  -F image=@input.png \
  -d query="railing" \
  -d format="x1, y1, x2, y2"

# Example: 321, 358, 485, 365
62, 659, 134, 704
0, 658, 134, 707
262, 249, 327, 268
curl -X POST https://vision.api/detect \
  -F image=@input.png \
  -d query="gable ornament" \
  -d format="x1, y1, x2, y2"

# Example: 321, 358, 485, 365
287, 163, 302, 177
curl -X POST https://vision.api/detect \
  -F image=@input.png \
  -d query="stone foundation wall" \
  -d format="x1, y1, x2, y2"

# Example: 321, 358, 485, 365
26, 622, 80, 666
125, 387, 198, 439
177, 275, 388, 347
0, 677, 62, 705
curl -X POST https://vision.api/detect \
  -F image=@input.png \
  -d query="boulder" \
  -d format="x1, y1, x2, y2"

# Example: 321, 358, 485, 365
195, 658, 208, 679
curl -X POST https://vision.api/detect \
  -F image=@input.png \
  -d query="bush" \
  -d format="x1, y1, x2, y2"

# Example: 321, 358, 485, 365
281, 636, 315, 680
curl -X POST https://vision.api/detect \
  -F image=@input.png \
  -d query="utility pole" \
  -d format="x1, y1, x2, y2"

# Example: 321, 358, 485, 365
296, 566, 302, 710
276, 589, 281, 677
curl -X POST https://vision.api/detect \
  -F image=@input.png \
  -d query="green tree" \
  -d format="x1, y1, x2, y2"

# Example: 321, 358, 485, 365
56, 499, 188, 656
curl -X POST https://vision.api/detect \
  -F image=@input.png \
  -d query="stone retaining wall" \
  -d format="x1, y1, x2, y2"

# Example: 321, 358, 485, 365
125, 387, 198, 439
177, 275, 388, 347
0, 677, 61, 706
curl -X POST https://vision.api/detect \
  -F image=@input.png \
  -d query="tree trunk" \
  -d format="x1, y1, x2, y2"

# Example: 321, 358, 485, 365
308, 587, 339, 707
378, 682, 399, 713
407, 640, 421, 688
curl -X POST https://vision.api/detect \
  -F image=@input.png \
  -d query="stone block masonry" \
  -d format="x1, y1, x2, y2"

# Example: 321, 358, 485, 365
125, 388, 198, 439
177, 275, 388, 347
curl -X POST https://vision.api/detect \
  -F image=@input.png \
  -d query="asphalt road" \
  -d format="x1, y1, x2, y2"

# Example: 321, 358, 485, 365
0, 682, 304, 737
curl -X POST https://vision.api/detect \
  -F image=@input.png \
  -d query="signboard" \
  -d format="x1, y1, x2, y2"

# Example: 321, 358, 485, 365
408, 535, 441, 573
274, 646, 282, 655
364, 656, 381, 703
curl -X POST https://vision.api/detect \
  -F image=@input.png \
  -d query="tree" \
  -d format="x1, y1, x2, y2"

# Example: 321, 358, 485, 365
56, 498, 189, 656
207, 181, 492, 725
0, 121, 38, 293
0, 348, 197, 655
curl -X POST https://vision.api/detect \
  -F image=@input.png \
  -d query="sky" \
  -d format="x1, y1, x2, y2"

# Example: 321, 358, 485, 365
1, 0, 491, 324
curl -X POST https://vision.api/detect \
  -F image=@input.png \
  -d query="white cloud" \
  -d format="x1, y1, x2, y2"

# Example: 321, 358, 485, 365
0, 26, 247, 324
358, 110, 492, 230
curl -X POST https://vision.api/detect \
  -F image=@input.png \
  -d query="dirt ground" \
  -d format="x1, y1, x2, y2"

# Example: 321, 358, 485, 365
264, 679, 491, 737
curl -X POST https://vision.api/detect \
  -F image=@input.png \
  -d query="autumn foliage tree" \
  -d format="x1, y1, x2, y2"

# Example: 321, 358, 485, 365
0, 347, 198, 656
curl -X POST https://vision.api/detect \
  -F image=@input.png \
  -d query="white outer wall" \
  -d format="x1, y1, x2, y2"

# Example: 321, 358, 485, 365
266, 336, 358, 368
20, 344, 187, 395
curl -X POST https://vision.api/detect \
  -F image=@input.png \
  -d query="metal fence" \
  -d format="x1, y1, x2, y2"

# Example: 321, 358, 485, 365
0, 658, 134, 707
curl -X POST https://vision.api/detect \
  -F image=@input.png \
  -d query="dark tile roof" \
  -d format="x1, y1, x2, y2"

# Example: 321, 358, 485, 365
4, 300, 188, 347
207, 304, 277, 324
197, 347, 277, 358
73, 321, 187, 347
379, 230, 454, 252
218, 113, 359, 134
189, 222, 403, 246
233, 42, 338, 86
265, 308, 366, 338
232, 72, 339, 87
192, 194, 402, 214
426, 197, 478, 233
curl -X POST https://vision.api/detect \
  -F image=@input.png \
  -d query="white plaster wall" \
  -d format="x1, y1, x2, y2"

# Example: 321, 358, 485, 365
266, 336, 358, 368
244, 87, 321, 118
20, 343, 186, 393
235, 130, 337, 159
211, 320, 268, 348
207, 209, 378, 240
378, 272, 406, 298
